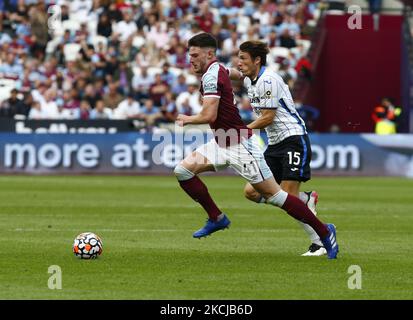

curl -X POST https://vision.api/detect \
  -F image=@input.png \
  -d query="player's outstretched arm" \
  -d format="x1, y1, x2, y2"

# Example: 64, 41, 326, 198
247, 109, 276, 129
227, 67, 245, 81
176, 97, 219, 126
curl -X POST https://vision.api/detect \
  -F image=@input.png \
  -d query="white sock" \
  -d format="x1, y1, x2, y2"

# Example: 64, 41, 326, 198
298, 221, 323, 246
298, 191, 323, 246
257, 196, 266, 203
298, 191, 309, 203
266, 190, 288, 207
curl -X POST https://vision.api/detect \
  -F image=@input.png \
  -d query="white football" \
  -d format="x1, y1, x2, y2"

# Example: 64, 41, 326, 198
73, 232, 103, 259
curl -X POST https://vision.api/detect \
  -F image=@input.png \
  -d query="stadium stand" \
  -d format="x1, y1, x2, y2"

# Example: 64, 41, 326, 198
0, 0, 409, 132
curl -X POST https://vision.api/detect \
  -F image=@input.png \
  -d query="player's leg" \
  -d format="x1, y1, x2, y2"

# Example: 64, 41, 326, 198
244, 182, 265, 203
281, 180, 325, 256
251, 177, 338, 259
243, 145, 282, 203
244, 138, 325, 254
278, 135, 325, 255
244, 177, 325, 255
230, 136, 338, 258
174, 141, 230, 238
232, 136, 328, 239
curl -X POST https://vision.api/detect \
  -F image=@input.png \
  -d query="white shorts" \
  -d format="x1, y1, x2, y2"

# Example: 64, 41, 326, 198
195, 135, 273, 184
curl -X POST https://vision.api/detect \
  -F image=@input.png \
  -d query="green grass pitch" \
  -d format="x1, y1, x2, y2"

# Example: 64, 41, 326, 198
0, 175, 412, 299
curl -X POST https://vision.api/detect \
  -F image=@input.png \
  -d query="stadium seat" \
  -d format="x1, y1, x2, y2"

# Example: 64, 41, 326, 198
290, 47, 302, 58
237, 16, 251, 34
349, 0, 369, 10
63, 43, 81, 61
382, 0, 404, 14
169, 67, 184, 77
147, 67, 162, 77
296, 39, 311, 55
0, 78, 16, 103
91, 35, 108, 52
326, 10, 345, 15
185, 74, 198, 86
87, 19, 98, 36
271, 47, 290, 59
62, 19, 81, 33
46, 36, 62, 55
269, 62, 280, 72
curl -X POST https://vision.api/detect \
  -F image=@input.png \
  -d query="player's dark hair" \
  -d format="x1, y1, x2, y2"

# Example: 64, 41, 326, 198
239, 41, 270, 66
188, 33, 218, 51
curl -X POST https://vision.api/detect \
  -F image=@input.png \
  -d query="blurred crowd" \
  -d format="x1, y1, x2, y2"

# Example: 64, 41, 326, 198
0, 0, 319, 128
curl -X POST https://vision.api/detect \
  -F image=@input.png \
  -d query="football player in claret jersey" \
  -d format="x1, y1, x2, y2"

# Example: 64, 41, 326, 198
230, 40, 326, 256
174, 33, 338, 259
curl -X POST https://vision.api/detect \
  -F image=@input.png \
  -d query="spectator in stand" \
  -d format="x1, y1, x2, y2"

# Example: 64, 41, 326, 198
134, 45, 153, 68
160, 91, 178, 123
0, 89, 29, 118
253, 3, 271, 24
160, 62, 176, 86
28, 101, 43, 119
279, 29, 297, 49
63, 88, 81, 111
90, 99, 112, 120
164, 0, 184, 23
97, 12, 113, 38
141, 99, 163, 126
194, 1, 215, 33
176, 83, 202, 116
114, 93, 142, 120
238, 96, 255, 124
103, 82, 124, 110
266, 30, 280, 49
171, 74, 188, 96
112, 7, 137, 42
295, 54, 312, 81
149, 74, 169, 108
219, 0, 240, 25
114, 59, 134, 95
221, 31, 241, 61
0, 52, 23, 80
372, 97, 402, 134
147, 21, 170, 50
83, 84, 101, 109
41, 88, 59, 119
76, 100, 91, 120
28, 2, 48, 60
132, 65, 154, 103
278, 14, 301, 38
278, 58, 297, 88
169, 43, 190, 69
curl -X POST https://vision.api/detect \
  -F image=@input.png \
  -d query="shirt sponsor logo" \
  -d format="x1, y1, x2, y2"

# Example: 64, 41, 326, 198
203, 82, 217, 92
251, 97, 260, 104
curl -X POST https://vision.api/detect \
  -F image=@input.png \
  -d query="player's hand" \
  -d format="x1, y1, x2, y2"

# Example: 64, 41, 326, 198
176, 114, 189, 127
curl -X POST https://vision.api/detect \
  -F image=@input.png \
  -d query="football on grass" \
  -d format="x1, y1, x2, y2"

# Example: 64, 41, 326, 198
73, 232, 103, 259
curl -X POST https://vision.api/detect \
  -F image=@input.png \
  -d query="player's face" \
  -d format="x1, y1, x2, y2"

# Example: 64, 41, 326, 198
238, 51, 259, 79
189, 46, 208, 75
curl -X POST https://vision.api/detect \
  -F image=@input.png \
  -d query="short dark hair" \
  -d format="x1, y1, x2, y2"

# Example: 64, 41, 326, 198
188, 33, 218, 50
239, 41, 270, 66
